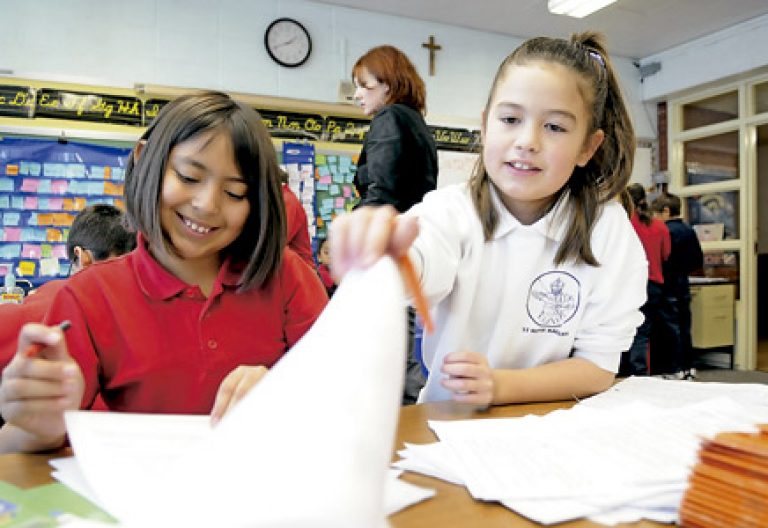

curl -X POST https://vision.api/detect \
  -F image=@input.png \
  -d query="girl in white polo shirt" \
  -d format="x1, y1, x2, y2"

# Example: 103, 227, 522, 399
330, 32, 647, 406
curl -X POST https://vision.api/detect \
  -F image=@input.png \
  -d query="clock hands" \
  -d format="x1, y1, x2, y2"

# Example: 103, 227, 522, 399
274, 36, 298, 49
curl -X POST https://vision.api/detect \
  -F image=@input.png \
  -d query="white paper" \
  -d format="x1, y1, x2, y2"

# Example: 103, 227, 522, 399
383, 469, 435, 515
52, 458, 433, 519
64, 257, 409, 528
394, 391, 767, 525
580, 375, 768, 413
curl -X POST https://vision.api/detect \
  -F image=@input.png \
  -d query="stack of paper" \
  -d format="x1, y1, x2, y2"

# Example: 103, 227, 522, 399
52, 257, 434, 527
395, 377, 768, 525
680, 425, 768, 527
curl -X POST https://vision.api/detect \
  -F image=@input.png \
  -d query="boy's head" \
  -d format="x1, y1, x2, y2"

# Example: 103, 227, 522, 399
651, 193, 682, 221
67, 204, 136, 274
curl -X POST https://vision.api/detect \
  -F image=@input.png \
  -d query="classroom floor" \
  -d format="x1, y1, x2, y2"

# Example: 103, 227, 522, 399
693, 338, 768, 384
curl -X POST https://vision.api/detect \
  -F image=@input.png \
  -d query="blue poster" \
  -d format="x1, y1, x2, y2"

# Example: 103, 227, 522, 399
0, 136, 132, 287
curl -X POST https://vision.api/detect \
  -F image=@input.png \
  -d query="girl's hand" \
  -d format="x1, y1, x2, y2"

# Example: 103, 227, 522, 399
210, 365, 268, 425
440, 351, 495, 407
0, 323, 83, 450
329, 206, 419, 282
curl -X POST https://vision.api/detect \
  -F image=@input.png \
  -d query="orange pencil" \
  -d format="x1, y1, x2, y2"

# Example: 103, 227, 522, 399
396, 254, 434, 334
24, 320, 71, 358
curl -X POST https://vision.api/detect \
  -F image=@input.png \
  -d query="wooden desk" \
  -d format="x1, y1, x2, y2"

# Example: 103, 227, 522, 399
0, 401, 666, 527
390, 400, 664, 527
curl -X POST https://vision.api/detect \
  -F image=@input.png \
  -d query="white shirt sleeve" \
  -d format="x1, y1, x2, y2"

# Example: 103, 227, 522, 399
570, 203, 648, 372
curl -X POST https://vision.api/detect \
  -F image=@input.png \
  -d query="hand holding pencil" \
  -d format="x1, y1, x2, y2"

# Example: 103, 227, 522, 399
0, 322, 83, 452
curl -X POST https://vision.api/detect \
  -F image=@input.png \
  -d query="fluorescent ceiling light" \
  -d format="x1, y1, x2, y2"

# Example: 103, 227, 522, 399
547, 0, 618, 18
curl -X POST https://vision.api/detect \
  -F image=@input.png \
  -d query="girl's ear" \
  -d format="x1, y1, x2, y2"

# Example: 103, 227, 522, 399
576, 129, 605, 167
132, 139, 147, 160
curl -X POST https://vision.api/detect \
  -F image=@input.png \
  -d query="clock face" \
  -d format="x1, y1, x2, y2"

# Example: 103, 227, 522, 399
265, 18, 312, 68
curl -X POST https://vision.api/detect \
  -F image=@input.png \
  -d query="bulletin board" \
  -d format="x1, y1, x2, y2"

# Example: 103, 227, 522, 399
281, 142, 316, 239
279, 141, 358, 248
0, 136, 131, 285
313, 150, 358, 241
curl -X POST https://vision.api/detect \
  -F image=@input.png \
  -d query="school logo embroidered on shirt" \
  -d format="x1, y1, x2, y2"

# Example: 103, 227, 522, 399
527, 271, 580, 327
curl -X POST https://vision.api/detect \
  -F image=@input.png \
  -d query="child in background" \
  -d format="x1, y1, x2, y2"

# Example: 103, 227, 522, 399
331, 32, 647, 406
0, 91, 327, 453
623, 183, 677, 376
316, 237, 336, 297
0, 204, 136, 371
652, 193, 703, 379
279, 169, 314, 268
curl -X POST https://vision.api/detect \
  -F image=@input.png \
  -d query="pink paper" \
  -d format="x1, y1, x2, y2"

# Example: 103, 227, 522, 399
3, 227, 21, 242
20, 178, 39, 192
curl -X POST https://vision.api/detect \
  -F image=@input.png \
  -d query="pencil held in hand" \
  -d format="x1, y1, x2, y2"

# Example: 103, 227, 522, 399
397, 254, 434, 334
24, 320, 72, 358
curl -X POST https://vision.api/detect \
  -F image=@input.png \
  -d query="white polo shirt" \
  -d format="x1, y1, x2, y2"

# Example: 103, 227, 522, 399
407, 183, 647, 403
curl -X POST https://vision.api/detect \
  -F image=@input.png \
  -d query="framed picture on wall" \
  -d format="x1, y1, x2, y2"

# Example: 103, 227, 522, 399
686, 191, 738, 240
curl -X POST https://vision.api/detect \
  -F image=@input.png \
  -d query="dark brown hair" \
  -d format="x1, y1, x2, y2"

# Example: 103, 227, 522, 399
469, 32, 636, 266
125, 91, 286, 290
651, 192, 681, 217
627, 183, 651, 225
352, 45, 427, 114
67, 204, 136, 262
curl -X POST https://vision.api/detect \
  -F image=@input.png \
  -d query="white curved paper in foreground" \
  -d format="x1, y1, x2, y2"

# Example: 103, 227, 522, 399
65, 257, 407, 527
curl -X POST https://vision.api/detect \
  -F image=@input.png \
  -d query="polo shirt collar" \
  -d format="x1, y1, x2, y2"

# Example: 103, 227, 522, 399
489, 184, 570, 243
133, 232, 243, 300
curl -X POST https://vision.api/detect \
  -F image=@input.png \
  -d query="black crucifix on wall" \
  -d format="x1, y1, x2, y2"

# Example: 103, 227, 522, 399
422, 35, 441, 76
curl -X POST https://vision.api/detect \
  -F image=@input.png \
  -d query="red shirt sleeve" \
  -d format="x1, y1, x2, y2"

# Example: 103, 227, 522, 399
0, 280, 65, 372
279, 250, 329, 348
282, 184, 314, 268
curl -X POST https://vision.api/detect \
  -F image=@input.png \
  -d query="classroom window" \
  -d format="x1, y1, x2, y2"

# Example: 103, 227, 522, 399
754, 81, 768, 115
683, 132, 739, 186
682, 91, 738, 130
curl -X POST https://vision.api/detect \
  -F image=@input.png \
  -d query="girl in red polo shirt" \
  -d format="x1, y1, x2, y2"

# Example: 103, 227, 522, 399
0, 91, 328, 453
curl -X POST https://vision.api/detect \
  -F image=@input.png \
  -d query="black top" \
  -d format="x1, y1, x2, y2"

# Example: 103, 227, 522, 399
664, 218, 704, 292
354, 104, 438, 212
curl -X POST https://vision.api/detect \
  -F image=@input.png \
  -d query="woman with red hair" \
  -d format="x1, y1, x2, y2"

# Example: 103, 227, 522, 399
351, 45, 438, 403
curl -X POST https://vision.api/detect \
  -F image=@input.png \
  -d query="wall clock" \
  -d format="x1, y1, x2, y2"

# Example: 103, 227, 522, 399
265, 18, 312, 68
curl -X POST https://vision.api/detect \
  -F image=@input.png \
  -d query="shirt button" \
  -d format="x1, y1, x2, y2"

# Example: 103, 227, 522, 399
207, 339, 218, 350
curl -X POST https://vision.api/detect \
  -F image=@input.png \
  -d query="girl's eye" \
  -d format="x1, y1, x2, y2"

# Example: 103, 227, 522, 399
226, 191, 247, 201
500, 116, 520, 125
545, 123, 567, 133
175, 170, 198, 184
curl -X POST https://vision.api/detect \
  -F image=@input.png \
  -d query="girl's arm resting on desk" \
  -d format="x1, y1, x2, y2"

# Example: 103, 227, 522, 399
441, 353, 614, 406
489, 357, 614, 405
0, 323, 83, 453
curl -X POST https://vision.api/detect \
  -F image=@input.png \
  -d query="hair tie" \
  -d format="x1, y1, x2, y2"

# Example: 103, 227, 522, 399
587, 50, 605, 69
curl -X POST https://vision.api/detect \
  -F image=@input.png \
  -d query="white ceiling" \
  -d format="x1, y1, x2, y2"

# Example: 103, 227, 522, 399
315, 0, 768, 59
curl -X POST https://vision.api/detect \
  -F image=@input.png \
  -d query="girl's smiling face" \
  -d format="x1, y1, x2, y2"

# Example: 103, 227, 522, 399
159, 129, 250, 268
481, 61, 604, 224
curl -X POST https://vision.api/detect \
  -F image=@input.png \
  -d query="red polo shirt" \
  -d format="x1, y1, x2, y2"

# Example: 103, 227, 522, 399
631, 213, 671, 285
0, 279, 65, 370
43, 234, 327, 414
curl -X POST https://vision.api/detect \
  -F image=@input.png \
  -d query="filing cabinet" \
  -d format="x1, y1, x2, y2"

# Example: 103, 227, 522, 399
690, 283, 735, 348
